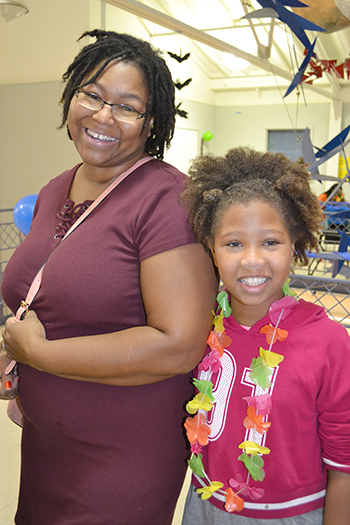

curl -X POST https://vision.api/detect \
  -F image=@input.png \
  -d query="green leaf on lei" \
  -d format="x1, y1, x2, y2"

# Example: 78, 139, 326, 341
238, 451, 265, 482
188, 453, 206, 478
282, 278, 297, 297
193, 378, 215, 402
216, 291, 232, 318
249, 356, 272, 389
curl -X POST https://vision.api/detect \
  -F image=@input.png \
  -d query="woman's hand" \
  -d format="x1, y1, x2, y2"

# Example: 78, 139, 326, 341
12, 244, 218, 386
0, 349, 19, 399
2, 311, 47, 368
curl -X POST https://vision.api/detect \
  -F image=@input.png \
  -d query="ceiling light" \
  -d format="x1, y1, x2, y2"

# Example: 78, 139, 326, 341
0, 0, 29, 23
221, 52, 250, 72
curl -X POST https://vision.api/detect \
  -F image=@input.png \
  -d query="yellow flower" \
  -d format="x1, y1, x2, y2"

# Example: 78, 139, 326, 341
213, 309, 225, 333
238, 441, 270, 456
259, 348, 284, 367
186, 393, 213, 414
197, 481, 224, 500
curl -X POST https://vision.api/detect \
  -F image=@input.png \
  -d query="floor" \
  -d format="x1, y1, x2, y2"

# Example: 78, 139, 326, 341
0, 401, 21, 525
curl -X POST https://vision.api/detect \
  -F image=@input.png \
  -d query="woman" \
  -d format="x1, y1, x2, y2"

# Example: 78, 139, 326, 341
0, 30, 217, 525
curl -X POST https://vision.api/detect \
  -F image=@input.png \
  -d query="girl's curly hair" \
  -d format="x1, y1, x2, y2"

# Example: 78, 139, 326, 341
181, 147, 324, 266
59, 29, 175, 160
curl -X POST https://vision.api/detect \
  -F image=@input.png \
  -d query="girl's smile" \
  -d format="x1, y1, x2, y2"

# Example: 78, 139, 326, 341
210, 200, 295, 327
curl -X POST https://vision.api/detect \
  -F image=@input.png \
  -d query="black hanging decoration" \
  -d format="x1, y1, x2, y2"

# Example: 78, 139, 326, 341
174, 78, 192, 90
167, 51, 191, 63
167, 50, 192, 118
175, 102, 188, 119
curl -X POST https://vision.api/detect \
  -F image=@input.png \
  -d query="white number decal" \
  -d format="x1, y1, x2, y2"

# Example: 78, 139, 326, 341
198, 350, 236, 441
198, 355, 280, 443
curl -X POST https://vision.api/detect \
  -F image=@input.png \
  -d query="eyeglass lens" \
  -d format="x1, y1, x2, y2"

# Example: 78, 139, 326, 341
76, 91, 143, 122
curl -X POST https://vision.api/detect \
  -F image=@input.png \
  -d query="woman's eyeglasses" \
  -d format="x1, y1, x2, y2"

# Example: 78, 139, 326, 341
74, 90, 146, 122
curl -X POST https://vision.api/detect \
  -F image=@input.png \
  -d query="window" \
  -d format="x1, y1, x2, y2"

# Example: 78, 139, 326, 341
267, 129, 305, 162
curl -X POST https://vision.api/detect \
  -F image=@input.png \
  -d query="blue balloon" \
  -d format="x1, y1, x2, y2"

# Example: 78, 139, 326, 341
13, 194, 38, 235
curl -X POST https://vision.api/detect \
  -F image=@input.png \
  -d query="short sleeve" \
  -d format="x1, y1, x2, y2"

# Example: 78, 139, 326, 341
134, 164, 196, 261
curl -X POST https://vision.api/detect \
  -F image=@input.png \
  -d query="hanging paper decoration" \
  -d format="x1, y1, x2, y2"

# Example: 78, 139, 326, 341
167, 51, 190, 63
302, 51, 350, 84
306, 125, 350, 174
174, 78, 192, 90
175, 102, 188, 119
284, 38, 317, 97
245, 0, 325, 52
167, 50, 191, 117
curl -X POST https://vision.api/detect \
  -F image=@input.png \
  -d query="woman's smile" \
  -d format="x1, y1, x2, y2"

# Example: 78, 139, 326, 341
85, 127, 118, 143
67, 60, 153, 177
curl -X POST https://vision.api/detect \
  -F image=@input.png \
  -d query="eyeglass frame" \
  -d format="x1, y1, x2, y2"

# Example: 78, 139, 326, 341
74, 89, 147, 122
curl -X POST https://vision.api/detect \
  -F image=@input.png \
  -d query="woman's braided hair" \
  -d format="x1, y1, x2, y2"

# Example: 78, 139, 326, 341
181, 147, 324, 266
59, 29, 175, 160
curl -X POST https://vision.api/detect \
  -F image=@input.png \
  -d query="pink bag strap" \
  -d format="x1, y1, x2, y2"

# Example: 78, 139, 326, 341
15, 156, 154, 321
5, 157, 154, 376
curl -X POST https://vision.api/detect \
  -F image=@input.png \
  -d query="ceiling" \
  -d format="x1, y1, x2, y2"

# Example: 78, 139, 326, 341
105, 0, 350, 101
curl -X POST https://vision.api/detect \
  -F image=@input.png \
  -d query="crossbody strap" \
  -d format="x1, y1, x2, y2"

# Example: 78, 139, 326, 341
16, 156, 154, 321
5, 157, 154, 376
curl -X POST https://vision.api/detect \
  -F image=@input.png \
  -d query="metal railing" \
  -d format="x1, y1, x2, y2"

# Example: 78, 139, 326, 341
290, 273, 350, 328
1, 209, 350, 328
290, 210, 350, 327
0, 208, 21, 324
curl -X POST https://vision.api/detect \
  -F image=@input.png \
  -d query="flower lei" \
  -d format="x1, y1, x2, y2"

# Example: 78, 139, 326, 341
184, 280, 298, 513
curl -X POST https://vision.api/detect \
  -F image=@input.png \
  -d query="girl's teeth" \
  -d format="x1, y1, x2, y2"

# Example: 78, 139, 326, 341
87, 129, 116, 142
240, 277, 267, 286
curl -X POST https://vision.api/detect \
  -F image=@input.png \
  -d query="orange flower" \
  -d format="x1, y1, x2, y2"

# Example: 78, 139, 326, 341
260, 323, 288, 345
207, 331, 224, 356
243, 406, 271, 435
184, 413, 211, 445
217, 331, 232, 349
225, 488, 244, 512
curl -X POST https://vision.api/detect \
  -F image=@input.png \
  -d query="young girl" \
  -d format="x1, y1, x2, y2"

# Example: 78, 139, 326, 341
180, 147, 350, 524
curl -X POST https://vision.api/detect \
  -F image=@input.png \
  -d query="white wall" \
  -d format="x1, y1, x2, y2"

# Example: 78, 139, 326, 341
0, 0, 91, 85
214, 103, 330, 154
0, 82, 80, 208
